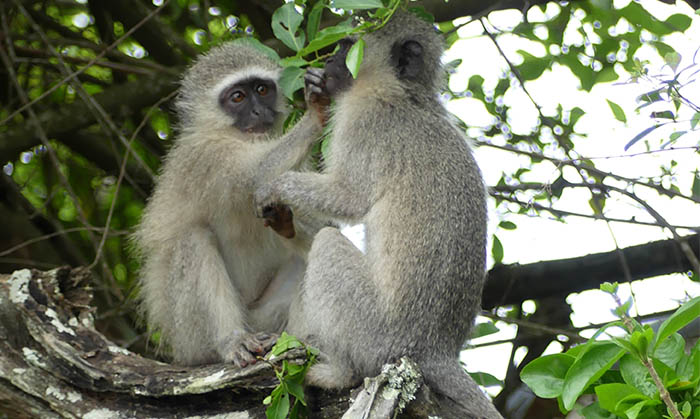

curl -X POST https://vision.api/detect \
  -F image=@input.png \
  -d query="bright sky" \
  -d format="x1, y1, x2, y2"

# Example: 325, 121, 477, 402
437, 0, 700, 393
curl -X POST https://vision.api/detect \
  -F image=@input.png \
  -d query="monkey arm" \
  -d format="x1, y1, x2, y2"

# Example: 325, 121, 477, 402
255, 171, 371, 222
254, 114, 322, 189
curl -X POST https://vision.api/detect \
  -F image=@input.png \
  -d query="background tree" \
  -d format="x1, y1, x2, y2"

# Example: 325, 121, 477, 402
0, 0, 698, 417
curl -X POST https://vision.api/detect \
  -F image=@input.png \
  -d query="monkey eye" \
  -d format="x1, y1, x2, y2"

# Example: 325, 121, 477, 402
230, 91, 245, 103
256, 84, 269, 96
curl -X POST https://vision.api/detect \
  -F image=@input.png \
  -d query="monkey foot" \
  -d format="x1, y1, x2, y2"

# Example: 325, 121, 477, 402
222, 332, 278, 368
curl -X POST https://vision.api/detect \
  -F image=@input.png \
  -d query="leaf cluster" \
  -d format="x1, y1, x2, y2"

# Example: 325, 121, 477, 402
263, 333, 319, 419
521, 294, 700, 418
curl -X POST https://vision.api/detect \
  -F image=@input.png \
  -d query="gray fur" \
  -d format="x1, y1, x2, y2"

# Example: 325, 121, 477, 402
133, 40, 323, 366
255, 12, 501, 417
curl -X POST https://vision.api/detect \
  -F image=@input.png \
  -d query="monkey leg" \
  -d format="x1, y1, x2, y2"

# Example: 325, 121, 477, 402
166, 226, 266, 367
289, 226, 374, 389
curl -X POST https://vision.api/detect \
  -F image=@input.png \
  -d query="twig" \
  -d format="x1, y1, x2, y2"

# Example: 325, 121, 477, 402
89, 90, 177, 269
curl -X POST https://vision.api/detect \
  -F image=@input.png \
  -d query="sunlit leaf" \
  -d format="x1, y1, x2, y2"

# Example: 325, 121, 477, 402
301, 20, 354, 55
271, 3, 305, 52
499, 221, 517, 230
279, 66, 305, 100
520, 353, 576, 398
653, 297, 700, 350
469, 371, 503, 387
492, 235, 504, 264
346, 38, 365, 79
606, 99, 627, 123
562, 342, 626, 411
471, 321, 500, 339
331, 0, 383, 10
307, 1, 324, 41
690, 112, 700, 129
663, 51, 682, 72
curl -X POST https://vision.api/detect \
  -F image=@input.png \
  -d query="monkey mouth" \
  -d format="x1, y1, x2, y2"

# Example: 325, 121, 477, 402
244, 124, 272, 134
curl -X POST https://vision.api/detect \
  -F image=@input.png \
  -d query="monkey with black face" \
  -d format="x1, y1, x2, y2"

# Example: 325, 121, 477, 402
255, 12, 502, 418
134, 41, 325, 367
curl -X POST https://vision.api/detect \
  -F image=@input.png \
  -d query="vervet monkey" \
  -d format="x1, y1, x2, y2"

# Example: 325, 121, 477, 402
255, 12, 502, 418
134, 41, 325, 367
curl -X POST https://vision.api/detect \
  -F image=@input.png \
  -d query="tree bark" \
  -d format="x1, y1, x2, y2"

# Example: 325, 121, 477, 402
0, 267, 451, 418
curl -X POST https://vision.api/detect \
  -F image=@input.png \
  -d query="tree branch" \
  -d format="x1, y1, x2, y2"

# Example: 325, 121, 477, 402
483, 233, 699, 308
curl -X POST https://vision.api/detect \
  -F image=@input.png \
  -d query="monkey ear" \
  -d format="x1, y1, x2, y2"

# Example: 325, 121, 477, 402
390, 40, 423, 80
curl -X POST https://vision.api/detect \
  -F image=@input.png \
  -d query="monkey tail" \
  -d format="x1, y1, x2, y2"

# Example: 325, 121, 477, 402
421, 359, 503, 419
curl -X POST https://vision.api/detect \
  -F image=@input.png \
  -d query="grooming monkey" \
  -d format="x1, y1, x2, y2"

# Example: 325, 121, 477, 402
134, 41, 326, 366
256, 12, 502, 418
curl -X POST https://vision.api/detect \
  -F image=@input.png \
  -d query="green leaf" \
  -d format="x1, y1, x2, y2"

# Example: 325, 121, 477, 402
692, 171, 700, 200
691, 112, 700, 129
620, 354, 657, 398
408, 6, 435, 23
674, 342, 699, 382
650, 110, 675, 120
301, 21, 354, 55
663, 51, 682, 72
606, 99, 627, 123
664, 13, 692, 32
624, 124, 661, 151
569, 107, 586, 127
654, 332, 684, 369
520, 353, 576, 398
580, 402, 617, 419
600, 282, 619, 294
669, 131, 687, 143
469, 371, 503, 387
623, 399, 660, 419
285, 378, 306, 405
491, 235, 504, 264
612, 336, 640, 357
307, 1, 324, 41
498, 221, 517, 230
595, 383, 645, 415
345, 38, 365, 79
331, 0, 383, 10
279, 56, 308, 67
279, 66, 305, 100
270, 332, 304, 356
653, 297, 700, 350
517, 50, 549, 81
562, 342, 626, 411
471, 321, 500, 339
271, 3, 306, 52
265, 390, 290, 419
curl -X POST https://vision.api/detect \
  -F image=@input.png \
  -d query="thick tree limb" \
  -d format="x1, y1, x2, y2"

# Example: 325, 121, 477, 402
483, 233, 699, 309
0, 267, 457, 418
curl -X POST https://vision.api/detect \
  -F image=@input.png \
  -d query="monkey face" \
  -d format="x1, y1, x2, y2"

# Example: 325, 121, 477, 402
218, 77, 279, 134
324, 38, 354, 96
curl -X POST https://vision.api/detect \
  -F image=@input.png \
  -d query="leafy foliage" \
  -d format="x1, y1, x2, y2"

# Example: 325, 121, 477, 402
263, 333, 319, 419
521, 290, 700, 418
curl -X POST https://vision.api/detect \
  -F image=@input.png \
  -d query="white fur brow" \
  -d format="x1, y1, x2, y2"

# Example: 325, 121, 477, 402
211, 66, 281, 96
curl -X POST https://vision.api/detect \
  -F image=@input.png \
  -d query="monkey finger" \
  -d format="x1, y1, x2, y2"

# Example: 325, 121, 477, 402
254, 332, 279, 352
305, 67, 325, 79
226, 348, 257, 368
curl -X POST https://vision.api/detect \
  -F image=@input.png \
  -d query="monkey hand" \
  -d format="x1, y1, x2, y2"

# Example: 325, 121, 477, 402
254, 182, 283, 219
262, 203, 296, 239
304, 67, 331, 125
221, 332, 278, 368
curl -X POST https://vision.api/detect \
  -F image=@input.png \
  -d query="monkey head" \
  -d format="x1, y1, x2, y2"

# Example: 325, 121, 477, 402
324, 11, 445, 98
176, 41, 286, 137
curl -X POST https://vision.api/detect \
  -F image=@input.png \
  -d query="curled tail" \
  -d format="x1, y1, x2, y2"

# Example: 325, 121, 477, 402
421, 360, 503, 419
